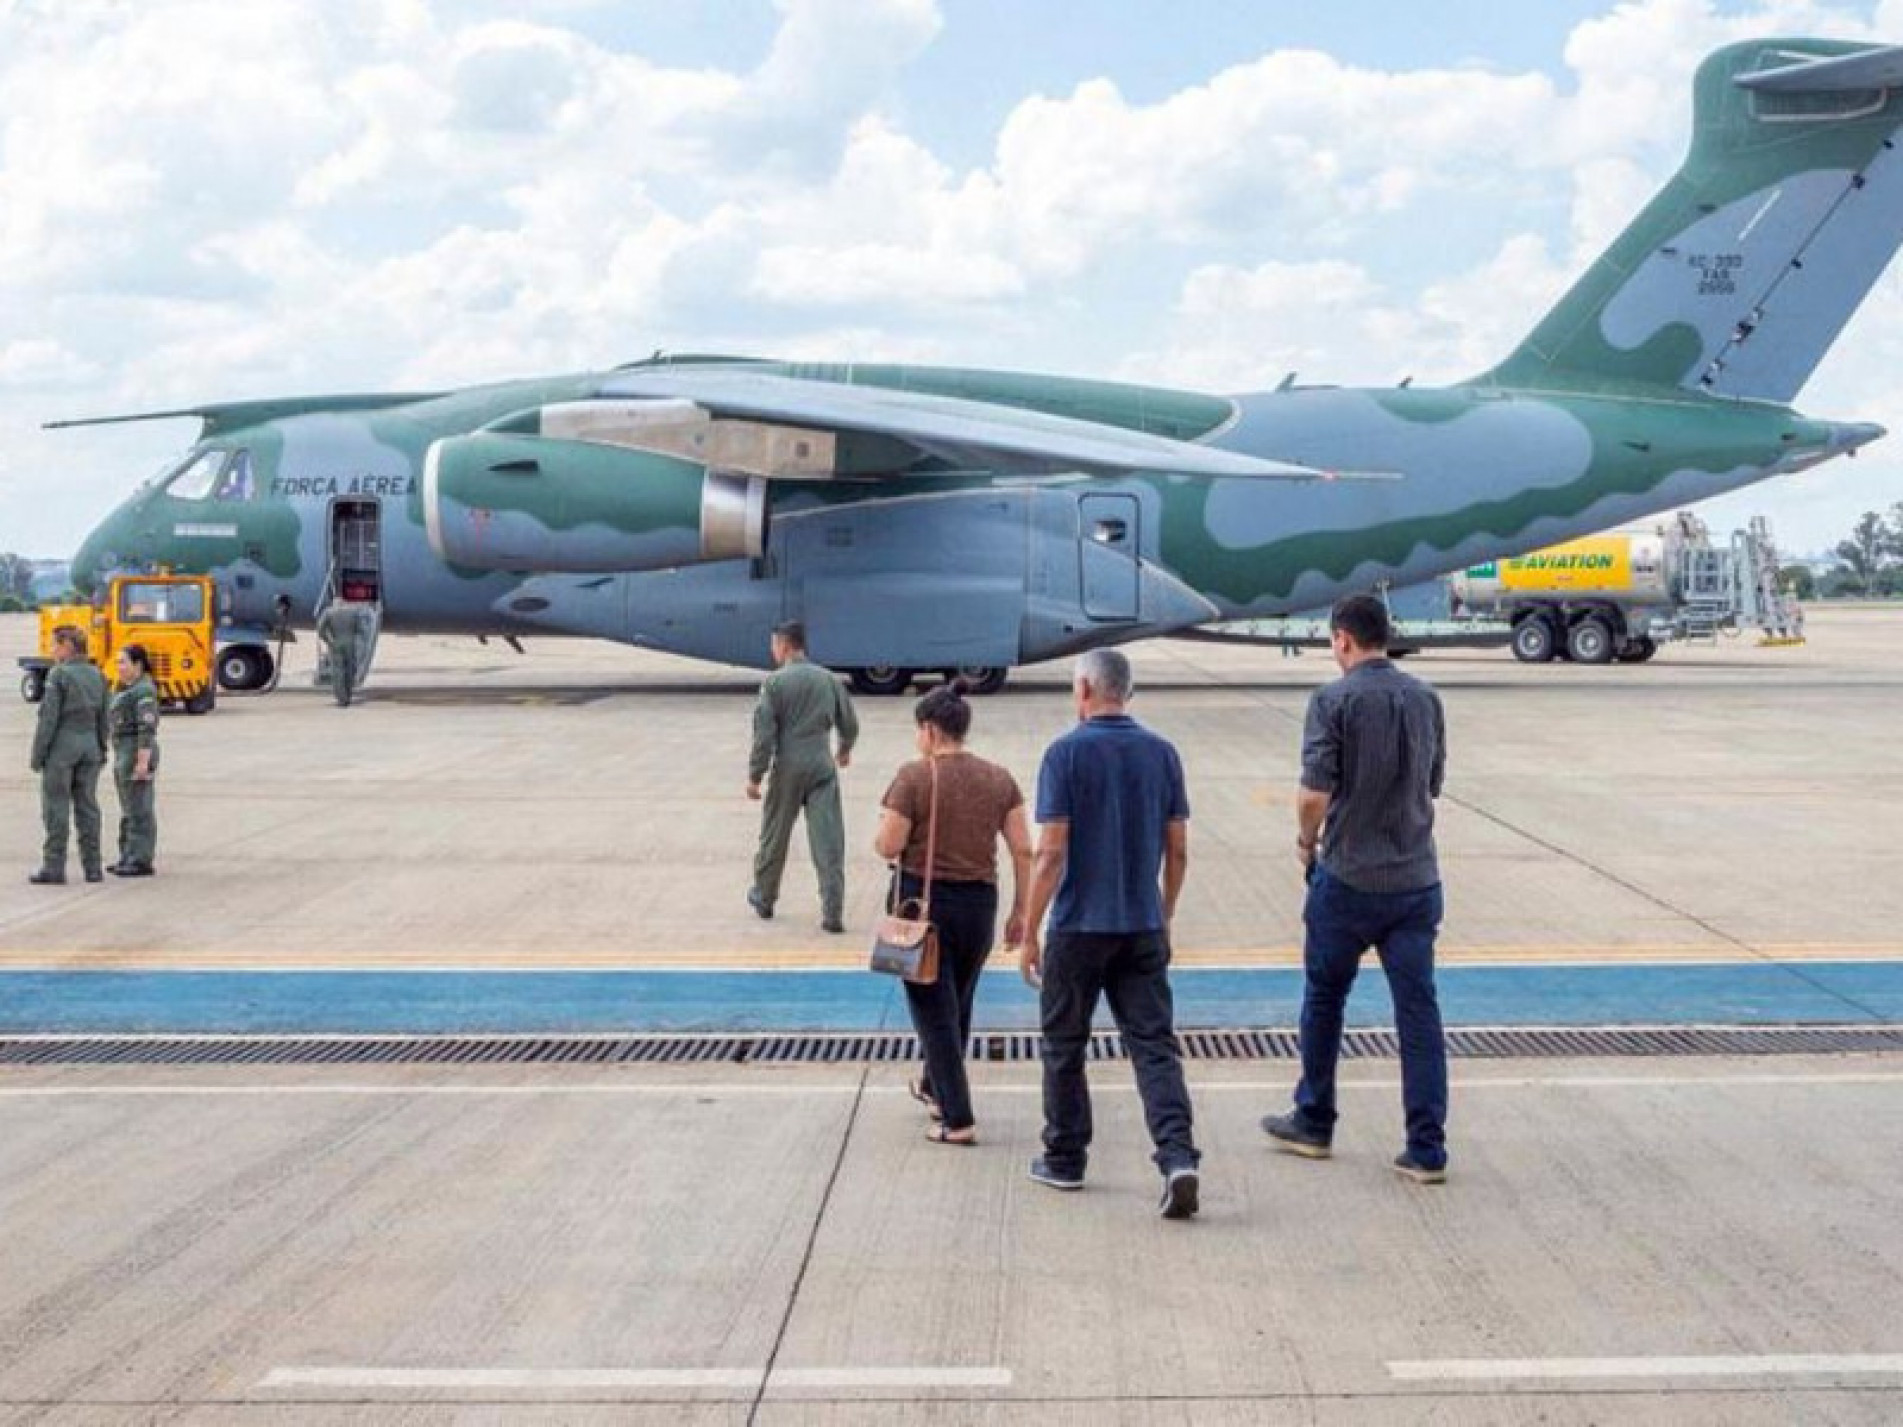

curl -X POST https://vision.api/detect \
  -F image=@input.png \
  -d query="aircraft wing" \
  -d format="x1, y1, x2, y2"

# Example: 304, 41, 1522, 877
45, 393, 446, 438
595, 368, 1326, 480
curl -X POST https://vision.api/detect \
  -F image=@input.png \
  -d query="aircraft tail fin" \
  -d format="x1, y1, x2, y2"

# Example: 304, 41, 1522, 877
1484, 39, 1903, 403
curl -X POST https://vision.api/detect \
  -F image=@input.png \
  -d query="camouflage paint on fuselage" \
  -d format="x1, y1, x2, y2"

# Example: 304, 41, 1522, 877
61, 38, 1903, 679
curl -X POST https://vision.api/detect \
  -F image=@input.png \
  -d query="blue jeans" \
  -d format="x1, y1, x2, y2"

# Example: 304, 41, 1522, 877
1293, 867, 1447, 1168
1040, 931, 1199, 1178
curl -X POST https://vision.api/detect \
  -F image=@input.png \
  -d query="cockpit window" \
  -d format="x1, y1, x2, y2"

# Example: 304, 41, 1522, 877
163, 450, 227, 501
160, 447, 257, 502
213, 449, 256, 501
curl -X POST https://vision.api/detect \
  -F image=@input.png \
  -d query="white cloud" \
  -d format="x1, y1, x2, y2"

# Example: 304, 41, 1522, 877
4, 0, 1903, 561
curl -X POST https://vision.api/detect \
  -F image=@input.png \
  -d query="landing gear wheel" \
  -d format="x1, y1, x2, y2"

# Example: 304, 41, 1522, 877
952, 666, 1009, 695
217, 645, 274, 692
1617, 637, 1658, 664
20, 669, 45, 704
1567, 617, 1616, 665
1510, 617, 1558, 663
848, 666, 914, 697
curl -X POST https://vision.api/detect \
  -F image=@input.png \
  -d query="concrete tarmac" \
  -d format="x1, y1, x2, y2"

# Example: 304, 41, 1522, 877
4, 606, 1903, 1422
2, 606, 1901, 970
1, 1057, 1900, 1423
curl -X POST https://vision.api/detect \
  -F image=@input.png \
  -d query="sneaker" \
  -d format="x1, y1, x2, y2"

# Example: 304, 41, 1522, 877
1261, 1112, 1332, 1159
1027, 1157, 1084, 1192
1158, 1167, 1200, 1220
746, 887, 774, 920
1392, 1152, 1447, 1185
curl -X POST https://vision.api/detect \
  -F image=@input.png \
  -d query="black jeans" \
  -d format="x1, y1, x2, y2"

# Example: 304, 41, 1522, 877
1039, 930, 1198, 1177
898, 875, 998, 1132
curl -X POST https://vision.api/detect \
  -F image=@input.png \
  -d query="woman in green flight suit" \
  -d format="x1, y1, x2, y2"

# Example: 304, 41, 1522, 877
109, 644, 161, 877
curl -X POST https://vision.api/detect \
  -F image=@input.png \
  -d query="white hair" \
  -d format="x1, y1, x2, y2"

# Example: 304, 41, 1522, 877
1074, 647, 1133, 703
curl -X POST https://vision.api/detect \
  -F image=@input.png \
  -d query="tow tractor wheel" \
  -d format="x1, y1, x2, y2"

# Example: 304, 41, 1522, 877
848, 666, 914, 697
1510, 616, 1558, 664
20, 670, 45, 704
951, 666, 1009, 695
217, 645, 274, 692
1567, 616, 1616, 665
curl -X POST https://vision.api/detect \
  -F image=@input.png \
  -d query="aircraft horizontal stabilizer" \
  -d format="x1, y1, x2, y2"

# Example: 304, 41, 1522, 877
1734, 44, 1903, 92
597, 369, 1330, 480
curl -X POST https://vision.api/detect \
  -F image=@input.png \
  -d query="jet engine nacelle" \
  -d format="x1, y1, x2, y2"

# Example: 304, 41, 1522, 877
422, 433, 767, 573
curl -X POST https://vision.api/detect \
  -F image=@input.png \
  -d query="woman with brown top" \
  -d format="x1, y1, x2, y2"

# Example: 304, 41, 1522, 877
874, 679, 1032, 1144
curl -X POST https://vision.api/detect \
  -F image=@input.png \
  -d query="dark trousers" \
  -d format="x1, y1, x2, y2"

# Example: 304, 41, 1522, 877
898, 876, 998, 1132
1039, 930, 1198, 1177
1294, 867, 1448, 1167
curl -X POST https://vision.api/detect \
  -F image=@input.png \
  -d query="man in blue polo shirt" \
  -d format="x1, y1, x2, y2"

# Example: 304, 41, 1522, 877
1018, 648, 1200, 1219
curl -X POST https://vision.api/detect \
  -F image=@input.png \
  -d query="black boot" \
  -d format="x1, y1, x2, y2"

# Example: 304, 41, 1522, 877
28, 867, 65, 886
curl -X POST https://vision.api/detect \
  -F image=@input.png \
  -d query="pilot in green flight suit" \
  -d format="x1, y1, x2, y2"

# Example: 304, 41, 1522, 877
746, 621, 859, 933
316, 600, 374, 707
108, 643, 162, 877
28, 625, 110, 885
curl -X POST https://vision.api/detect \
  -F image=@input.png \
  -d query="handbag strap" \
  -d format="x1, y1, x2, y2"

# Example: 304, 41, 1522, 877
890, 755, 941, 917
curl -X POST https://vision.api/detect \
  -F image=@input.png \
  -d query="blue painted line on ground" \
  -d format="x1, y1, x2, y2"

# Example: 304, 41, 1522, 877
0, 961, 1897, 1035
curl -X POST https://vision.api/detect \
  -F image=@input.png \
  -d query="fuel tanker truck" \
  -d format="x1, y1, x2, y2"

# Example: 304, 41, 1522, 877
1183, 512, 1802, 664
1447, 513, 1802, 663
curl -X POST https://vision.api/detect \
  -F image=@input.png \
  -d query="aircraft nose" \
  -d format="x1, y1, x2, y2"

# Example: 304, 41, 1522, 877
69, 514, 121, 597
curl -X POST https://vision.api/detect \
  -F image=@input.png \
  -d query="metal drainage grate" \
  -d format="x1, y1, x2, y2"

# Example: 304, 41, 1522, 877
1, 1024, 1900, 1067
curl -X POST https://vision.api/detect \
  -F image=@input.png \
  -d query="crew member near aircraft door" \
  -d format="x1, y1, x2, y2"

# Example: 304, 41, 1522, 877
746, 621, 859, 932
1262, 594, 1451, 1184
108, 643, 161, 878
28, 624, 110, 885
316, 600, 373, 707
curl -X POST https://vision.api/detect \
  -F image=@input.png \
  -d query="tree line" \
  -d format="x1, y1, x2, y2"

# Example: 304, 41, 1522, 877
1786, 502, 1903, 600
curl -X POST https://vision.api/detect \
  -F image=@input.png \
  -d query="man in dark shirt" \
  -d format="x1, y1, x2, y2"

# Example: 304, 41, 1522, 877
1019, 648, 1200, 1219
1263, 594, 1451, 1183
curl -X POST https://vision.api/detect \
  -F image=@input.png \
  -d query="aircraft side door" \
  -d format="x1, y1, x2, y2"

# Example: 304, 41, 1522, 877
328, 497, 383, 604
1079, 492, 1141, 621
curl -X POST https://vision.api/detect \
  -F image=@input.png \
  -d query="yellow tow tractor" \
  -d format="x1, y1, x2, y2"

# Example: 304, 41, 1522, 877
18, 573, 217, 714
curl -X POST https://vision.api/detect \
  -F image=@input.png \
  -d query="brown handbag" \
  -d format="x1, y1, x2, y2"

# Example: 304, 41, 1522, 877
869, 757, 941, 985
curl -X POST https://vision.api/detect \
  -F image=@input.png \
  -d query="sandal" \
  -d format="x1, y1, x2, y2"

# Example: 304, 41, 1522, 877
908, 1077, 943, 1122
925, 1123, 977, 1146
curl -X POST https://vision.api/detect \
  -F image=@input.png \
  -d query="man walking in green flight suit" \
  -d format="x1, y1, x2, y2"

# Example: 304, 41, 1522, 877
746, 621, 859, 933
28, 625, 110, 885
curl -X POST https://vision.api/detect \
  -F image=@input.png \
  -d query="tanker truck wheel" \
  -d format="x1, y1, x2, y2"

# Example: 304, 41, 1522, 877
1618, 637, 1658, 663
1510, 615, 1558, 663
1567, 616, 1616, 665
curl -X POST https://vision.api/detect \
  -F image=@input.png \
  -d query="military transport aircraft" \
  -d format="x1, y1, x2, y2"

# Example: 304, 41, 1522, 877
57, 39, 1903, 695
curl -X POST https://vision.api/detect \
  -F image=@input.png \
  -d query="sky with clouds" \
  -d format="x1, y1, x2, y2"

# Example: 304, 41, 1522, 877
5, 0, 1903, 560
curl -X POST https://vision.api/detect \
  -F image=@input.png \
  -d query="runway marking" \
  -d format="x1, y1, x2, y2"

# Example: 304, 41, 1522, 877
259, 1365, 1012, 1393
5, 1071, 1901, 1098
1388, 1354, 1903, 1382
